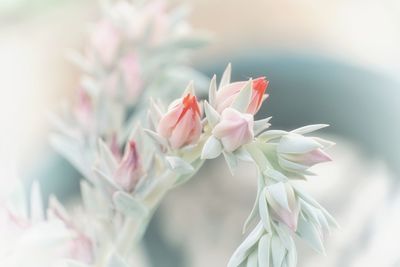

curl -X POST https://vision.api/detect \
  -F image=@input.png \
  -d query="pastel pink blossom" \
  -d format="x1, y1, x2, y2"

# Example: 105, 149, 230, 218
48, 203, 94, 264
90, 19, 121, 65
103, 53, 143, 103
266, 183, 300, 231
119, 53, 143, 102
114, 141, 144, 192
215, 77, 269, 114
212, 108, 254, 152
68, 234, 93, 264
157, 93, 202, 149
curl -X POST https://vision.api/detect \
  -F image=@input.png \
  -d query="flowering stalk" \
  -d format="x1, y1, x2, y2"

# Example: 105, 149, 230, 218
141, 64, 337, 267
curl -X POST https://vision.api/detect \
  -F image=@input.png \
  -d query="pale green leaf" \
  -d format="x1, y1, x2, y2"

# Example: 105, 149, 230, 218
231, 79, 252, 113
209, 75, 217, 107
223, 151, 238, 176
166, 156, 194, 174
258, 234, 272, 267
220, 63, 232, 88
204, 101, 220, 128
291, 124, 329, 135
201, 136, 222, 159
113, 191, 149, 219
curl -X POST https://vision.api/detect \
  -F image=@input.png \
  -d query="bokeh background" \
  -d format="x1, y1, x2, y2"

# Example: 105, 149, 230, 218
1, 0, 400, 266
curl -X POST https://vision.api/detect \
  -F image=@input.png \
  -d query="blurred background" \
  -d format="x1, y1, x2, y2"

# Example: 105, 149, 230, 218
1, 0, 400, 266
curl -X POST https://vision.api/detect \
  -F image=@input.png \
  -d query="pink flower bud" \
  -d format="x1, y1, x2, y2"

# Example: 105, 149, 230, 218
119, 53, 143, 102
68, 234, 93, 264
157, 93, 202, 149
90, 19, 121, 65
212, 108, 254, 152
215, 77, 269, 114
282, 148, 332, 168
114, 141, 144, 192
266, 183, 300, 231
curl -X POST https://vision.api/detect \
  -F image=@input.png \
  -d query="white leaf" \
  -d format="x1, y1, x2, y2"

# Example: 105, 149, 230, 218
234, 147, 253, 162
166, 156, 194, 174
113, 191, 149, 219
232, 79, 252, 113
273, 223, 294, 250
173, 159, 205, 187
228, 222, 264, 267
270, 235, 286, 267
144, 129, 168, 149
204, 101, 220, 128
246, 248, 258, 267
263, 168, 288, 182
291, 124, 329, 135
296, 216, 325, 254
300, 199, 320, 226
209, 75, 217, 107
258, 234, 272, 267
223, 151, 238, 176
278, 156, 310, 174
293, 185, 338, 228
267, 182, 291, 212
243, 174, 264, 233
220, 63, 232, 88
258, 130, 288, 142
98, 138, 118, 174
285, 236, 297, 267
259, 188, 271, 232
201, 136, 222, 159
312, 137, 336, 149
245, 143, 271, 172
254, 117, 272, 135
278, 134, 322, 154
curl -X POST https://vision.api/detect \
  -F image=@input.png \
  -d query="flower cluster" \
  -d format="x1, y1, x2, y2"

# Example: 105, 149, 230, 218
144, 64, 336, 267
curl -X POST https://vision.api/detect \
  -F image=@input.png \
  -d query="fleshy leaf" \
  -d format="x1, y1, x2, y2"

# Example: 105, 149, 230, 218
228, 222, 264, 267
254, 117, 272, 136
209, 75, 217, 107
278, 134, 322, 154
270, 235, 286, 267
204, 101, 220, 128
201, 136, 222, 159
296, 215, 325, 254
267, 182, 291, 212
246, 248, 258, 267
223, 151, 238, 176
113, 191, 149, 219
291, 124, 329, 135
166, 156, 194, 174
231, 79, 252, 113
220, 63, 232, 88
259, 188, 271, 232
258, 234, 272, 267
